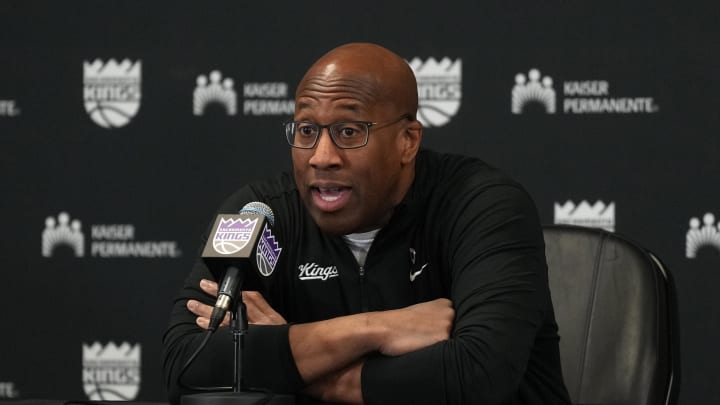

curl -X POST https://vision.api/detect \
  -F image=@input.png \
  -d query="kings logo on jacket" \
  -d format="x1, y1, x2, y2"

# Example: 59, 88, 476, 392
298, 262, 339, 281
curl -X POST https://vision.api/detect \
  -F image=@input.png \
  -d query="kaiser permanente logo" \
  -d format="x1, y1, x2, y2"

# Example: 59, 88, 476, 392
0, 99, 21, 117
554, 200, 615, 232
193, 70, 237, 115
242, 82, 294, 116
512, 68, 659, 114
192, 71, 293, 117
82, 342, 141, 401
408, 57, 462, 127
686, 212, 720, 259
84, 59, 142, 128
41, 212, 181, 258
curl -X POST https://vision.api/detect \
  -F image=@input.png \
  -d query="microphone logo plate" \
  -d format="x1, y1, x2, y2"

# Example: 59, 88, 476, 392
211, 216, 259, 255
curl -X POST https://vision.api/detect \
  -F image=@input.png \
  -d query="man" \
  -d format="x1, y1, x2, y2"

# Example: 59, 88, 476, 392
163, 43, 571, 405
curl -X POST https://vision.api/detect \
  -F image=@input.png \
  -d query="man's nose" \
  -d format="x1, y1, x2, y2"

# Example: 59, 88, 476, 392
308, 128, 342, 169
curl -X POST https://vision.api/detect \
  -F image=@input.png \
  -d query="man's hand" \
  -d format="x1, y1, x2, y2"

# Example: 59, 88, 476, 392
289, 297, 454, 385
374, 298, 454, 356
187, 280, 453, 403
242, 290, 288, 325
186, 279, 287, 329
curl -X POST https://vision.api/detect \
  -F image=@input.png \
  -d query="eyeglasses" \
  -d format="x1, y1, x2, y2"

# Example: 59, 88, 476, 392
284, 114, 411, 149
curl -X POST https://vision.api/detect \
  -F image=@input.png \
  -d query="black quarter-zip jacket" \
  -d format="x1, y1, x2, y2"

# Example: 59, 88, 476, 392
163, 149, 571, 405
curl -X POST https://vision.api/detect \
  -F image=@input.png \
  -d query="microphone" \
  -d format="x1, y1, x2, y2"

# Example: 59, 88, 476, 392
201, 202, 282, 331
208, 266, 241, 331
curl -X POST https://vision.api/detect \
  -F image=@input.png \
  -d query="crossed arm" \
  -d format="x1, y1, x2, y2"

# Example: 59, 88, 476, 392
187, 279, 454, 404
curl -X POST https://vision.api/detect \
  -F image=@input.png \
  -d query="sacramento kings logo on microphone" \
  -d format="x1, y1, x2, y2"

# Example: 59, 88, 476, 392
256, 224, 282, 276
212, 217, 258, 254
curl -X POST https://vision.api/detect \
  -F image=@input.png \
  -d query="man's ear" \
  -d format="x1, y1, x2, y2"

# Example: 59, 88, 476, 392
400, 120, 423, 165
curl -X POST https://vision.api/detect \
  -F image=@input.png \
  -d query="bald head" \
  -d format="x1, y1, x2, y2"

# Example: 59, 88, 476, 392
290, 43, 424, 235
296, 43, 418, 119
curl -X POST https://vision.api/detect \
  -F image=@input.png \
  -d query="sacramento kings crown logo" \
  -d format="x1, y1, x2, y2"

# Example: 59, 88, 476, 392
42, 212, 84, 257
193, 70, 237, 115
82, 342, 141, 401
212, 217, 258, 254
686, 213, 720, 258
554, 200, 615, 232
512, 68, 556, 114
256, 224, 282, 276
408, 57, 462, 127
84, 59, 142, 128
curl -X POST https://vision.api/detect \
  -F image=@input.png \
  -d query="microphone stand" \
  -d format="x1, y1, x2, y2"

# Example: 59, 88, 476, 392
181, 280, 295, 405
232, 295, 248, 393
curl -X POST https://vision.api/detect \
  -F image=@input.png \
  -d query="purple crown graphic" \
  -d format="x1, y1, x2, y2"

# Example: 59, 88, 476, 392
262, 226, 282, 255
217, 217, 256, 233
256, 224, 282, 275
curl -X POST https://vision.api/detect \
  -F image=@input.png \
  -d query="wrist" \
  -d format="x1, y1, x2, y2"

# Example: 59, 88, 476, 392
363, 310, 391, 353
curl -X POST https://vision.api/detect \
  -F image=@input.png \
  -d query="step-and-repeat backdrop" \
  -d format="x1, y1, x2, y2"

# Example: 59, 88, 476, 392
1, 1, 717, 403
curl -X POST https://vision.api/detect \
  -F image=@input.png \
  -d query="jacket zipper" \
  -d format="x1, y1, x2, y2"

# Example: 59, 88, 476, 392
359, 265, 368, 312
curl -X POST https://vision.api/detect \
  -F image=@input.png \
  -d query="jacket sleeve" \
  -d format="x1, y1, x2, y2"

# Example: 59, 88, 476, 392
362, 184, 559, 405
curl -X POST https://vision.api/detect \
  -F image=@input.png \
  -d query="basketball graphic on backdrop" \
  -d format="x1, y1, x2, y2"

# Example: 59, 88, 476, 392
84, 59, 142, 128
408, 57, 462, 127
82, 342, 141, 401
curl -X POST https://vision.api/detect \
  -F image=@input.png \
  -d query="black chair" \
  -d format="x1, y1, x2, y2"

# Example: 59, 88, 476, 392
543, 225, 680, 405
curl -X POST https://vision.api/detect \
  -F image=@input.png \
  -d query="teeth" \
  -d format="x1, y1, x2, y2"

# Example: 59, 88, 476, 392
316, 187, 343, 202
320, 194, 340, 202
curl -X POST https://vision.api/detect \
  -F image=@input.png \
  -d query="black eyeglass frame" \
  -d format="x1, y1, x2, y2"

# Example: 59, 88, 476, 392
284, 113, 412, 150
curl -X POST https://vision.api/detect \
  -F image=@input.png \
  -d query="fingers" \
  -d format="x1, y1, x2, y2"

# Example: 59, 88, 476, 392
243, 291, 287, 325
199, 278, 219, 297
186, 299, 229, 329
193, 278, 286, 327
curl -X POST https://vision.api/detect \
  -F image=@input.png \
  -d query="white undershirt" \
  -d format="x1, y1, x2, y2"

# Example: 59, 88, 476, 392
343, 229, 380, 266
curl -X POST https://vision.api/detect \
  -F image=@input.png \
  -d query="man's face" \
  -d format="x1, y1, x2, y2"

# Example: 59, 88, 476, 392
291, 73, 410, 235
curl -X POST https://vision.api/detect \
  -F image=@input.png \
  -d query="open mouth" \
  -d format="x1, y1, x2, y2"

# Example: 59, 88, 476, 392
317, 187, 344, 201
311, 186, 351, 211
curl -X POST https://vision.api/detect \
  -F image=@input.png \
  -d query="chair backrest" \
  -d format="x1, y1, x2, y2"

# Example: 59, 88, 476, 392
543, 225, 680, 405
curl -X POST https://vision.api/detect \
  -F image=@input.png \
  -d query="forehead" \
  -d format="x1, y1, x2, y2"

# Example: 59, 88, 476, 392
295, 68, 382, 117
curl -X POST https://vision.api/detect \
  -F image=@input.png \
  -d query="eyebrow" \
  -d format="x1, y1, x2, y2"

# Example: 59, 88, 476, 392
295, 100, 365, 113
336, 102, 362, 112
294, 100, 314, 111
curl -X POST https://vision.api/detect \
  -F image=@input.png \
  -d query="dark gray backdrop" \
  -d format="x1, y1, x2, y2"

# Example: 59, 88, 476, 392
0, 1, 717, 403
